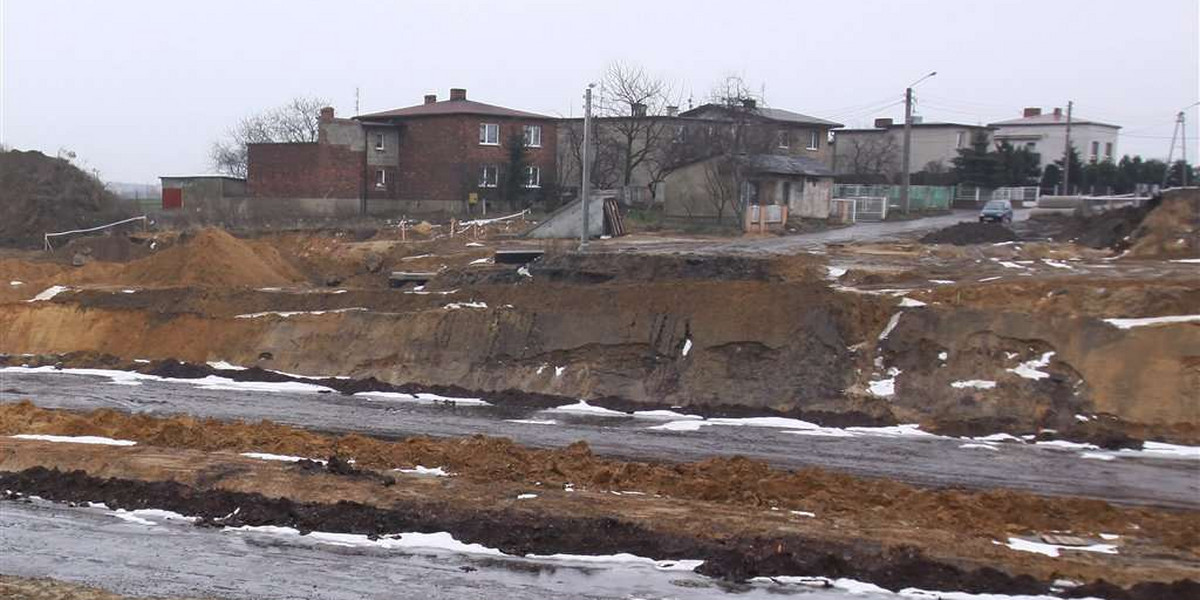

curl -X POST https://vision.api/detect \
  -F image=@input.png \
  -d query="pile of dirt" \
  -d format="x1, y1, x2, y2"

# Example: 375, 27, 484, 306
920, 222, 1018, 245
527, 252, 806, 283
120, 228, 305, 288
0, 150, 134, 249
1047, 202, 1157, 251
8, 466, 1194, 598
4, 402, 1196, 551
1127, 189, 1199, 258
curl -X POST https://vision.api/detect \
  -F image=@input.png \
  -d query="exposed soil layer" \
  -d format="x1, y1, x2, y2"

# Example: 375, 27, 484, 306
6, 466, 1194, 599
920, 222, 1018, 245
2, 403, 1196, 551
1127, 190, 1199, 258
0, 575, 205, 600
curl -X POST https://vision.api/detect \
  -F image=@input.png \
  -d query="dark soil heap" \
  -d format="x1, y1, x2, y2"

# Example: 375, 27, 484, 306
0, 150, 133, 248
920, 222, 1018, 245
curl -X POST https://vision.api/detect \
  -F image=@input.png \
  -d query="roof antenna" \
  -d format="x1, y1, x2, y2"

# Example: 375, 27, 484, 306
355, 87, 360, 115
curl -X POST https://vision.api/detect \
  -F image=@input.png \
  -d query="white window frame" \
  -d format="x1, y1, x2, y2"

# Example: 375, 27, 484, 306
956, 131, 965, 149
807, 130, 820, 151
1105, 142, 1113, 158
479, 123, 500, 146
1091, 141, 1100, 159
374, 132, 385, 151
777, 130, 790, 149
523, 125, 542, 148
479, 164, 498, 188
523, 165, 541, 188
375, 169, 387, 188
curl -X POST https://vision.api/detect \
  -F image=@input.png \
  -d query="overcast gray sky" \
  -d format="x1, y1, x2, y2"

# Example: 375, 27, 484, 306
2, 0, 1197, 183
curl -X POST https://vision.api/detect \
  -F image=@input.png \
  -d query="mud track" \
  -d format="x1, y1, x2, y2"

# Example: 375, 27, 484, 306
1, 466, 1193, 600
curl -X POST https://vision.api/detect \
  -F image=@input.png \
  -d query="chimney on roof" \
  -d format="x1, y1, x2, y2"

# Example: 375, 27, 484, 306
1023, 107, 1042, 118
874, 118, 894, 128
630, 102, 647, 118
319, 106, 335, 122
424, 94, 437, 105
666, 105, 678, 117
1053, 107, 1063, 119
449, 88, 467, 101
741, 98, 757, 110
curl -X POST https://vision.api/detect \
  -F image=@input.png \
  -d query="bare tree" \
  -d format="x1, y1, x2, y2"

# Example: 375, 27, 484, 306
841, 135, 901, 182
210, 96, 330, 178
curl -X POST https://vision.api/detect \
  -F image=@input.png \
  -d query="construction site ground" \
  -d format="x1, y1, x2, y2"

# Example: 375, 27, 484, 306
0, 191, 1198, 599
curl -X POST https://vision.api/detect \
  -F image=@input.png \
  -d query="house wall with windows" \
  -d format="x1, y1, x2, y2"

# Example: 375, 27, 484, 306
832, 122, 994, 177
990, 109, 1120, 168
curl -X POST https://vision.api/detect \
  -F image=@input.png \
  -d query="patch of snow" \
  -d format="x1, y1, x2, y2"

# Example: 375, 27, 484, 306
631, 409, 703, 421
465, 242, 485, 247
790, 510, 816, 518
404, 288, 458, 296
1103, 315, 1200, 329
234, 308, 368, 319
121, 289, 136, 294
468, 257, 492, 265
1120, 441, 1200, 460
1074, 414, 1091, 422
27, 285, 69, 302
11, 434, 136, 446
1081, 452, 1115, 461
950, 379, 996, 389
554, 366, 566, 377
878, 313, 902, 341
972, 433, 1022, 443
394, 466, 450, 477
997, 261, 1028, 269
937, 351, 949, 362
977, 276, 1003, 282
1099, 533, 1120, 541
225, 525, 506, 557
649, 420, 707, 432
959, 443, 999, 451
1169, 258, 1200, 264
504, 418, 558, 425
898, 297, 926, 308
1007, 351, 1055, 380
681, 338, 693, 356
9, 280, 23, 286
543, 400, 627, 417
240, 452, 324, 464
1042, 259, 1074, 270
443, 301, 488, 310
355, 391, 490, 407
526, 553, 703, 571
400, 253, 435, 261
516, 493, 538, 500
1036, 440, 1100, 451
206, 360, 246, 370
517, 265, 532, 278
998, 536, 1117, 557
929, 279, 956, 285
824, 266, 848, 280
868, 367, 901, 397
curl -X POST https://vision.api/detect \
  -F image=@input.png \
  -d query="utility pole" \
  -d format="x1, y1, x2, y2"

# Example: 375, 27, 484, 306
1062, 101, 1073, 195
900, 71, 935, 214
355, 87, 360, 115
579, 84, 595, 250
1183, 110, 1189, 187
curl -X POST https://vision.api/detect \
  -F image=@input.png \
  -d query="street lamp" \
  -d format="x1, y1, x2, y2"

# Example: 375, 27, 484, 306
580, 83, 596, 250
901, 71, 937, 214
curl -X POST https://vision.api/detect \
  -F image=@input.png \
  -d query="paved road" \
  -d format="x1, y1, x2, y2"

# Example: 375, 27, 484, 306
0, 499, 824, 600
597, 209, 1032, 255
2, 369, 1195, 509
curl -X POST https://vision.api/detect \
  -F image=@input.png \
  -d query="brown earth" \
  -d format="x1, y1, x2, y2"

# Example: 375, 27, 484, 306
0, 576, 205, 600
2, 403, 1196, 552
1128, 190, 1199, 258
1, 431, 1196, 597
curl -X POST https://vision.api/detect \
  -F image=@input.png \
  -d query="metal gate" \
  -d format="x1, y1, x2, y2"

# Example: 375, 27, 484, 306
855, 197, 888, 221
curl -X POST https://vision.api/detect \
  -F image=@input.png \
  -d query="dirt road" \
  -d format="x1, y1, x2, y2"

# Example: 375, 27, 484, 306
3, 369, 1196, 509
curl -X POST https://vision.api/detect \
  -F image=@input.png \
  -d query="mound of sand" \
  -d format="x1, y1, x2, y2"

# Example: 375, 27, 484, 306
920, 222, 1017, 245
1128, 189, 1199, 258
121, 228, 305, 288
0, 150, 133, 248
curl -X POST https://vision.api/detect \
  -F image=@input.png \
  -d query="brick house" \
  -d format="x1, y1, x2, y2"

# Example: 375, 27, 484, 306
247, 88, 557, 215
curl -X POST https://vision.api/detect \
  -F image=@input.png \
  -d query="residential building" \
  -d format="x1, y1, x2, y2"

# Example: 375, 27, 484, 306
247, 88, 557, 215
832, 118, 995, 180
662, 154, 835, 222
990, 107, 1120, 167
556, 99, 841, 203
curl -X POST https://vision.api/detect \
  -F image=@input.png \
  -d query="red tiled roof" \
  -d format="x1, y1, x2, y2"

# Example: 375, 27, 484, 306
356, 99, 552, 120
